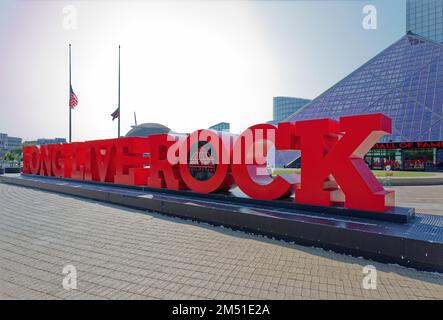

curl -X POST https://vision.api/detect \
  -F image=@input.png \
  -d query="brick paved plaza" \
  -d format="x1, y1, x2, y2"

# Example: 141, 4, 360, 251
0, 183, 443, 300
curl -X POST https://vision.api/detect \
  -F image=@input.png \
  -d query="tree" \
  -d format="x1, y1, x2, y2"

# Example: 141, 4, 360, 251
9, 146, 23, 161
3, 152, 14, 161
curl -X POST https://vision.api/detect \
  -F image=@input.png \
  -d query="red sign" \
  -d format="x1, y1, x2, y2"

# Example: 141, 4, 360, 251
23, 114, 395, 212
373, 141, 443, 150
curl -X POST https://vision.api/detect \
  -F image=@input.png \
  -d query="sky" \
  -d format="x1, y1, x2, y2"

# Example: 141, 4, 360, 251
0, 0, 406, 142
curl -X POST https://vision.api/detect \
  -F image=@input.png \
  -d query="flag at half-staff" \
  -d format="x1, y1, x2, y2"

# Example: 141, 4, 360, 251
111, 107, 120, 121
68, 44, 77, 143
116, 45, 121, 137
69, 85, 78, 109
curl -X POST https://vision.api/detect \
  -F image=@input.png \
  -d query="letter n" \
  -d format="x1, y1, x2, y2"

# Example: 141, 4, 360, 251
39, 144, 55, 176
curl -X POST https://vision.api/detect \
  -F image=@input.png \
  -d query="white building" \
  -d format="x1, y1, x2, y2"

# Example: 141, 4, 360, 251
36, 138, 67, 145
0, 133, 22, 150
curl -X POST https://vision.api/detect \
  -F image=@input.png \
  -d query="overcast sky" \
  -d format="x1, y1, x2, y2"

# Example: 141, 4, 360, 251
0, 0, 405, 142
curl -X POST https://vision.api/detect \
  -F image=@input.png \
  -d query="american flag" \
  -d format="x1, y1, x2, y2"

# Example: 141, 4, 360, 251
111, 107, 120, 121
69, 85, 78, 109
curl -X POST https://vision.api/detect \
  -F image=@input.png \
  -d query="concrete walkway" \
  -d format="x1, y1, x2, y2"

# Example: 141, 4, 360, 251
390, 185, 443, 216
0, 183, 442, 300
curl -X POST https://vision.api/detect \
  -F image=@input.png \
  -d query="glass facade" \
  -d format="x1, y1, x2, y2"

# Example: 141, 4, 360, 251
274, 33, 443, 171
36, 138, 67, 145
365, 148, 438, 171
438, 148, 443, 166
407, 0, 443, 44
273, 97, 311, 122
209, 122, 230, 132
286, 34, 443, 143
365, 149, 402, 170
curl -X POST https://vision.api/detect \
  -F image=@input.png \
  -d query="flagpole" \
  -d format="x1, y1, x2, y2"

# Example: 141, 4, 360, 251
118, 45, 121, 138
69, 44, 72, 143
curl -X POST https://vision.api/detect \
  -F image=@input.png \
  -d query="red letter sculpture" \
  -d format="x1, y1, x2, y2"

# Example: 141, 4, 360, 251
114, 137, 151, 185
295, 113, 394, 212
52, 143, 72, 178
26, 146, 41, 175
71, 142, 86, 180
84, 139, 117, 183
179, 130, 234, 193
22, 146, 33, 174
39, 144, 54, 176
20, 113, 397, 213
147, 134, 187, 190
232, 124, 292, 200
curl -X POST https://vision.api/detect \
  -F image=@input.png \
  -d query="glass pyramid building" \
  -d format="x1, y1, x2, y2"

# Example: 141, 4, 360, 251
286, 33, 443, 143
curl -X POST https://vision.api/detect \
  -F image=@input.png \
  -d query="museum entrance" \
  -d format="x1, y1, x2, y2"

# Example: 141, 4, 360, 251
402, 148, 434, 171
365, 149, 402, 171
365, 147, 443, 171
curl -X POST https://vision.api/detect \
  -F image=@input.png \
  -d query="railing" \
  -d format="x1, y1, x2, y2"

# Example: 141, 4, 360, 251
0, 160, 22, 174
0, 160, 21, 168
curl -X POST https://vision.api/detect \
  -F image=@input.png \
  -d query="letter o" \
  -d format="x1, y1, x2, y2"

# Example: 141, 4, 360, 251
178, 130, 233, 193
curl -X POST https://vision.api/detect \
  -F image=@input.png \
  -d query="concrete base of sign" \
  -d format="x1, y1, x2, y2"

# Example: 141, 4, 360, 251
1, 174, 442, 273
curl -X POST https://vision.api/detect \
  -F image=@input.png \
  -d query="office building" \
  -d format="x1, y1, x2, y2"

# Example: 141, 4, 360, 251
407, 0, 443, 43
209, 122, 230, 132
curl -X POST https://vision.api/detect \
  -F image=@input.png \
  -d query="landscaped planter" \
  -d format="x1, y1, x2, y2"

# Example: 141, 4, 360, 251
4, 167, 21, 174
